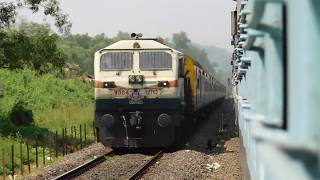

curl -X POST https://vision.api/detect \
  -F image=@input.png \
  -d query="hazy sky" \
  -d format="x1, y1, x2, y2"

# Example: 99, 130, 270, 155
19, 0, 235, 50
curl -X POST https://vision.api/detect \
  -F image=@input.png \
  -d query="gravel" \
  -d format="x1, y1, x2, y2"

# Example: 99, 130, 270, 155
76, 152, 153, 180
141, 98, 242, 180
23, 143, 110, 180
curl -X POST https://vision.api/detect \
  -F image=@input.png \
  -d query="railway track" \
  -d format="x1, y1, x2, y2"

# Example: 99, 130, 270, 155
127, 150, 164, 180
53, 150, 117, 180
53, 150, 163, 180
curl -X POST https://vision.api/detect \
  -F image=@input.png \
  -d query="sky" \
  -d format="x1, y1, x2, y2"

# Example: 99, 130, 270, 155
18, 0, 235, 50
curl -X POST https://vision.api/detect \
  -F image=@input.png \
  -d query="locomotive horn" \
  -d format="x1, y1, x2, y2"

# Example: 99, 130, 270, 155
131, 33, 136, 38
131, 33, 143, 39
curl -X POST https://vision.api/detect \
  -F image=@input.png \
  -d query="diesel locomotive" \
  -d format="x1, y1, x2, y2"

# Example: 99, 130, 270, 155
94, 37, 225, 148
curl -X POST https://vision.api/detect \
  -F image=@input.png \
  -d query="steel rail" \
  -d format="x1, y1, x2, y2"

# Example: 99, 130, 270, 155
53, 150, 116, 180
127, 151, 164, 180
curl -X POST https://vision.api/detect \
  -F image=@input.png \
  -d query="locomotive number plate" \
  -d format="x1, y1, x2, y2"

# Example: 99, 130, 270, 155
114, 89, 160, 96
128, 89, 144, 104
114, 89, 131, 96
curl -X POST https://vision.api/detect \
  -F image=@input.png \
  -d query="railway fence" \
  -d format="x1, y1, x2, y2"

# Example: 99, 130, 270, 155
0, 122, 98, 179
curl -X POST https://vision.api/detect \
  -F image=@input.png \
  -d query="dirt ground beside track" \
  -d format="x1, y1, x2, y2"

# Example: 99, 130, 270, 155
141, 98, 242, 180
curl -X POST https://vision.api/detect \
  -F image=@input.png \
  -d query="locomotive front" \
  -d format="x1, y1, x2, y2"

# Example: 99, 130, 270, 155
94, 39, 183, 148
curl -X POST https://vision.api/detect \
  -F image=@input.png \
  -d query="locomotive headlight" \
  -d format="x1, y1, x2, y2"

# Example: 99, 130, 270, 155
157, 114, 172, 127
136, 75, 144, 83
129, 75, 144, 84
158, 81, 170, 87
128, 75, 136, 84
104, 81, 115, 88
101, 114, 115, 128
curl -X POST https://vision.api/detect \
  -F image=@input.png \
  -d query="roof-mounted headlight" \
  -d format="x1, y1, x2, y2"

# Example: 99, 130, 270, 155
129, 75, 136, 84
135, 75, 144, 83
128, 75, 144, 84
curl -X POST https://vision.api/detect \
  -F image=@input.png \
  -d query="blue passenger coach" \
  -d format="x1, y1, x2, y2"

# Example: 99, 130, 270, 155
231, 0, 320, 179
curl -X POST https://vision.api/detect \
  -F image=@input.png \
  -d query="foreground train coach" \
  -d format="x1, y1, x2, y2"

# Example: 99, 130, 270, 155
231, 0, 320, 179
94, 36, 225, 148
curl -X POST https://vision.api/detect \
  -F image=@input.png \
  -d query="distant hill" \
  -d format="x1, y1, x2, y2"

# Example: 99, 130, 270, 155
201, 45, 232, 86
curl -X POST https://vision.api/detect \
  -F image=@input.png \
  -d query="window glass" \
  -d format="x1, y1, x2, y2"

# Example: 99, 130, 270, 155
100, 52, 133, 71
139, 52, 172, 70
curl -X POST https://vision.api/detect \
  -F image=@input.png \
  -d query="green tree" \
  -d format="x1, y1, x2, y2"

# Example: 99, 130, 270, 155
171, 31, 216, 74
0, 2, 16, 28
186, 44, 216, 74
112, 31, 130, 42
172, 31, 190, 50
0, 22, 67, 73
0, 0, 71, 33
59, 33, 114, 75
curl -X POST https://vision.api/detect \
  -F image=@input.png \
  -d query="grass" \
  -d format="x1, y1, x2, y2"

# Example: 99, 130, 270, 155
0, 68, 93, 114
0, 68, 94, 137
0, 68, 95, 176
37, 105, 94, 132
0, 138, 65, 177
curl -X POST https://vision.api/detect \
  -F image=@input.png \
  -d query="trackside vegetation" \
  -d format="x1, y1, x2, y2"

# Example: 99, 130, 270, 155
0, 68, 94, 175
0, 68, 94, 139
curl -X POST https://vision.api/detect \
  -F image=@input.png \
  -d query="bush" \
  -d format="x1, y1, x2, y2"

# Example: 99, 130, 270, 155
9, 100, 34, 126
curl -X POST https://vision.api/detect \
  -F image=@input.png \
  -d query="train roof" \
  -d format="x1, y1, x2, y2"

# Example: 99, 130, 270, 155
97, 39, 212, 74
96, 39, 213, 75
98, 40, 182, 54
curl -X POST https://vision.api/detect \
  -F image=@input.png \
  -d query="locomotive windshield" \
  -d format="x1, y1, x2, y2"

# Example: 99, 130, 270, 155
100, 52, 133, 71
139, 52, 172, 70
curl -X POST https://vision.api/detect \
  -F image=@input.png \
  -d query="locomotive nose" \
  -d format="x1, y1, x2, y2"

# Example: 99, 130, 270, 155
157, 114, 172, 127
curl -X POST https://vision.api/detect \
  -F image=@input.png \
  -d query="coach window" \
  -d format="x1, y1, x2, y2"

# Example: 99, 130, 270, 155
100, 52, 133, 71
